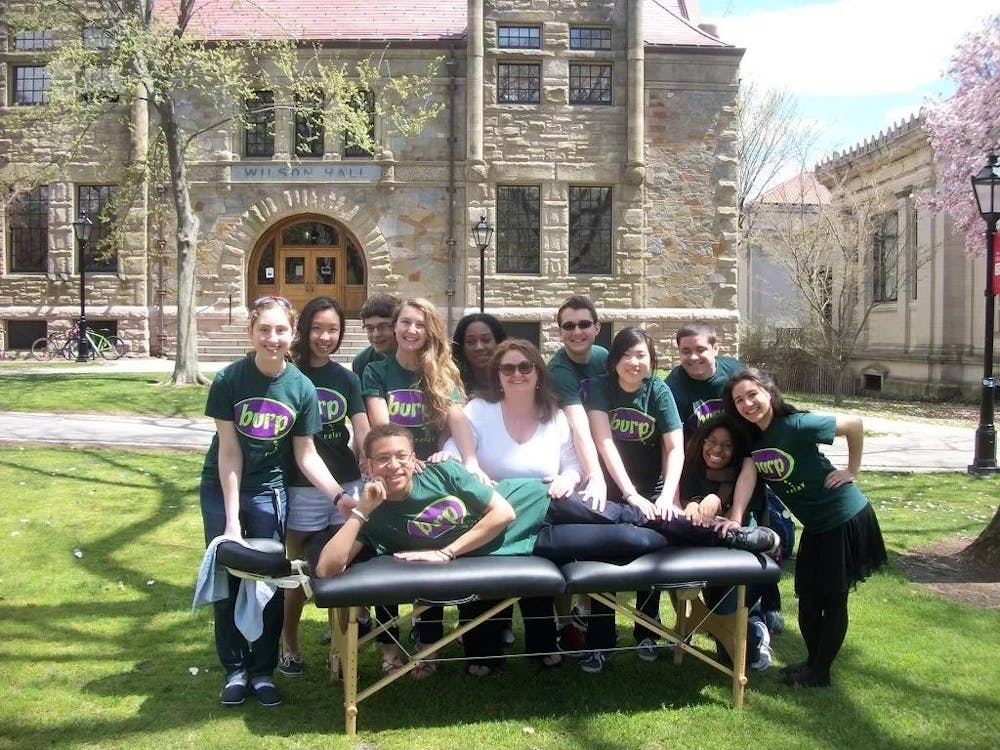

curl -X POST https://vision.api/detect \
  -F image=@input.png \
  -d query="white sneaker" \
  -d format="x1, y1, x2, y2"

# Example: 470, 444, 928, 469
636, 637, 659, 662
749, 617, 772, 671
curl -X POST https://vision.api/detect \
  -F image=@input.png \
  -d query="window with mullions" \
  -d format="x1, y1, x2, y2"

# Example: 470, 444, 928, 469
12, 30, 53, 50
12, 66, 50, 105
498, 25, 540, 48
570, 27, 611, 50
497, 63, 540, 104
873, 211, 899, 303
7, 186, 48, 273
81, 65, 121, 103
569, 63, 611, 105
82, 27, 112, 49
343, 90, 376, 158
294, 92, 325, 157
245, 91, 275, 157
569, 186, 612, 274
78, 185, 118, 272
496, 186, 540, 274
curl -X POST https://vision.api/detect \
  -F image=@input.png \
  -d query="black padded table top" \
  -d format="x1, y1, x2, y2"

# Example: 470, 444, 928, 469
560, 546, 781, 593
312, 554, 567, 607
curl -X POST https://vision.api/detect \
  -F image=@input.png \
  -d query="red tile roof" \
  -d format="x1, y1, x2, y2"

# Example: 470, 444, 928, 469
758, 173, 832, 206
158, 0, 732, 47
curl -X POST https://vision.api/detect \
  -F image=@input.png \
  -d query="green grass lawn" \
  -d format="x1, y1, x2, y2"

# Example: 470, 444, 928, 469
1, 446, 998, 749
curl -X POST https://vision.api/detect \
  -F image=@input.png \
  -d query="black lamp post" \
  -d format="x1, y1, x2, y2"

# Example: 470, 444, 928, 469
968, 153, 1000, 475
73, 212, 93, 363
471, 213, 493, 313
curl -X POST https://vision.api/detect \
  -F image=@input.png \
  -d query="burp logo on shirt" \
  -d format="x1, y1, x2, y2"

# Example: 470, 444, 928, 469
610, 407, 655, 442
693, 398, 723, 424
316, 387, 347, 425
387, 389, 425, 427
407, 497, 470, 539
752, 448, 795, 482
235, 398, 296, 440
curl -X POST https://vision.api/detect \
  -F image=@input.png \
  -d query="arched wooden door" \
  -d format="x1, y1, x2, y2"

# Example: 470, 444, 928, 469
249, 215, 366, 314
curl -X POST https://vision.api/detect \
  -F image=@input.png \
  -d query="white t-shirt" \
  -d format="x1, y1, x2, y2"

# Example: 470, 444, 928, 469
443, 398, 582, 480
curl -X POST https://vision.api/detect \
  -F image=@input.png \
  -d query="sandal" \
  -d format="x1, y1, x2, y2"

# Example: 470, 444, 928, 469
381, 656, 405, 675
536, 653, 563, 669
410, 660, 437, 680
466, 664, 491, 678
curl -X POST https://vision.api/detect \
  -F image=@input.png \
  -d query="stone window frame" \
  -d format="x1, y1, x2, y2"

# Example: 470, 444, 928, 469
79, 26, 119, 104
11, 65, 51, 105
569, 63, 612, 105
568, 185, 612, 275
244, 90, 276, 158
496, 185, 541, 274
497, 25, 541, 49
872, 210, 899, 304
497, 62, 541, 105
77, 184, 119, 273
11, 30, 53, 51
6, 186, 49, 274
569, 27, 611, 50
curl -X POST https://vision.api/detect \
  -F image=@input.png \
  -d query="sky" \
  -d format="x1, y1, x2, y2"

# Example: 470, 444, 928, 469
696, 0, 997, 165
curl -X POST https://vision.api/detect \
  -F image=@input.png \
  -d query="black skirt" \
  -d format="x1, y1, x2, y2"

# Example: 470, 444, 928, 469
794, 503, 887, 598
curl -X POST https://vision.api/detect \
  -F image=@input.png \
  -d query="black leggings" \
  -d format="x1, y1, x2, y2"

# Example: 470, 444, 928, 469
797, 587, 849, 675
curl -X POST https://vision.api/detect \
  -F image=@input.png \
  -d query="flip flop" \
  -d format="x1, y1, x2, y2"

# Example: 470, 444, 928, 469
411, 660, 437, 680
381, 656, 405, 675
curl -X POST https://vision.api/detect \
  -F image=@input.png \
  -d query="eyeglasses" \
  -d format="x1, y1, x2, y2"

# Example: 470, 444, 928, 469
370, 451, 415, 469
559, 320, 595, 331
704, 440, 734, 453
363, 322, 393, 334
252, 295, 292, 311
498, 361, 535, 376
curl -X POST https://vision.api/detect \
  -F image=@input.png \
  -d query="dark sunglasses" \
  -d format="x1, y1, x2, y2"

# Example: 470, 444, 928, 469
252, 295, 292, 310
560, 320, 595, 331
498, 361, 535, 376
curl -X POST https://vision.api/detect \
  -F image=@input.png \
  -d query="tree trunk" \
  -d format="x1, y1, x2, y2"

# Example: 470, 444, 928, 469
158, 98, 207, 385
961, 505, 1000, 569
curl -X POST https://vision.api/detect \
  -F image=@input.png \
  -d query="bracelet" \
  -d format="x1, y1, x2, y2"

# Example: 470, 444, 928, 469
350, 507, 369, 523
333, 490, 345, 504
440, 547, 455, 560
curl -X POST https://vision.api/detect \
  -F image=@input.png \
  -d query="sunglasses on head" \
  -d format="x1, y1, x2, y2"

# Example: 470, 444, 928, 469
252, 295, 292, 311
560, 320, 595, 331
498, 361, 535, 376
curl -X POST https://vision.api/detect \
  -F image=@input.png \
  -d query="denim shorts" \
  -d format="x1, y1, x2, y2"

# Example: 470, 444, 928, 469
286, 479, 364, 532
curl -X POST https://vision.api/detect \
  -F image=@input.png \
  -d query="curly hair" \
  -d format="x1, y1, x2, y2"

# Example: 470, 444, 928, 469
452, 312, 507, 391
394, 298, 464, 430
483, 339, 560, 423
290, 296, 345, 366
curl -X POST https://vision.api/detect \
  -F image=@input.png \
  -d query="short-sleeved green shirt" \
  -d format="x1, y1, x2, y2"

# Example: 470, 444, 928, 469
665, 356, 743, 438
202, 355, 321, 491
586, 374, 683, 497
289, 362, 365, 486
360, 461, 550, 556
362, 355, 459, 460
352, 345, 386, 379
548, 346, 609, 406
750, 412, 867, 533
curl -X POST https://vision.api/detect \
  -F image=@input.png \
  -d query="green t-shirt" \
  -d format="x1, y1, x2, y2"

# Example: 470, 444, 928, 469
362, 355, 460, 460
352, 345, 387, 379
586, 374, 683, 498
289, 362, 365, 486
202, 355, 321, 491
360, 461, 550, 556
548, 346, 609, 406
750, 412, 867, 533
665, 356, 743, 438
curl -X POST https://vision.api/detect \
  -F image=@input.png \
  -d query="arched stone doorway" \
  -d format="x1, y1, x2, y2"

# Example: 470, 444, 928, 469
248, 214, 367, 314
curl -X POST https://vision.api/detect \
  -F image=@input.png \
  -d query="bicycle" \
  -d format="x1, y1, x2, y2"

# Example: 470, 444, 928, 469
31, 321, 126, 361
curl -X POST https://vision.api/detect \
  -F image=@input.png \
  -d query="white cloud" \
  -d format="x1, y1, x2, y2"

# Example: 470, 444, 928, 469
707, 0, 996, 96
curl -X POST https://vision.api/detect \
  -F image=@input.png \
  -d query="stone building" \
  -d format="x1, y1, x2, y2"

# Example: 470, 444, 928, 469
741, 115, 998, 399
0, 0, 742, 360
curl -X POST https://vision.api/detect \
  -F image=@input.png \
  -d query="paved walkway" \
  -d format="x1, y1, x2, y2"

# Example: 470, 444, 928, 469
0, 357, 979, 471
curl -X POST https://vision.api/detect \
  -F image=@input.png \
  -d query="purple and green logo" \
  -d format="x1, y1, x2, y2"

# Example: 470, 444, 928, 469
609, 408, 656, 442
694, 398, 723, 423
316, 387, 347, 425
235, 398, 296, 440
387, 389, 425, 428
407, 496, 470, 539
752, 448, 795, 481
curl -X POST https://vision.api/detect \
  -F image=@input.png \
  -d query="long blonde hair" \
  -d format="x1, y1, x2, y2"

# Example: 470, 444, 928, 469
394, 297, 464, 429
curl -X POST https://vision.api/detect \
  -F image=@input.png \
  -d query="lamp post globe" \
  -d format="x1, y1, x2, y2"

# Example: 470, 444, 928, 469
471, 214, 494, 313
